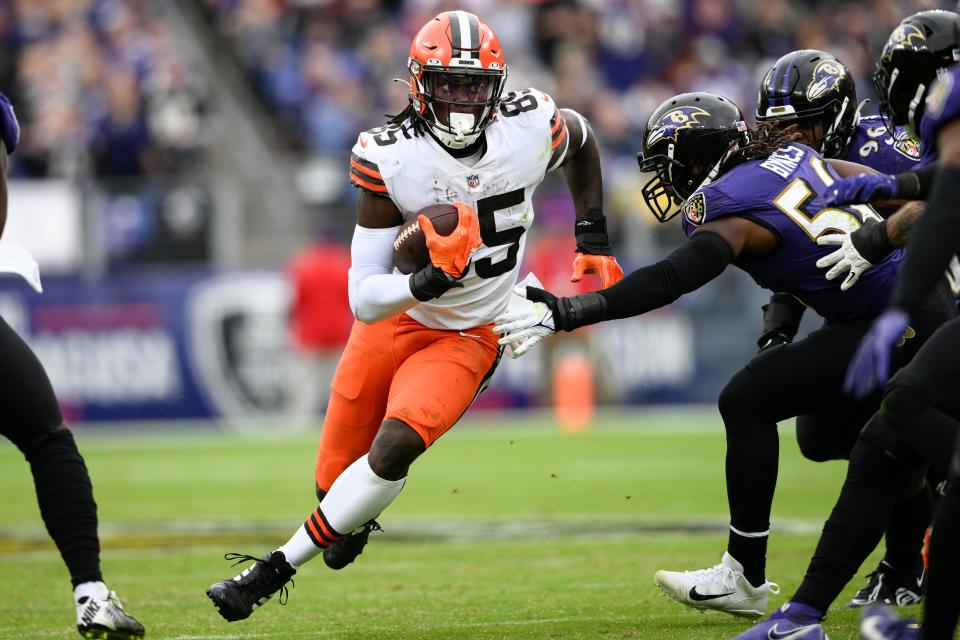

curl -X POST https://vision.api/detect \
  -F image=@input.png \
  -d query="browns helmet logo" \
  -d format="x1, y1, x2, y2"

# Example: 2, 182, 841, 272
647, 106, 710, 146
682, 192, 706, 225
806, 60, 846, 101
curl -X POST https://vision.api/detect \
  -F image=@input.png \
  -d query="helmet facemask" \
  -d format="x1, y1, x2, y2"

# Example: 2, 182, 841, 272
638, 147, 687, 223
411, 65, 506, 149
638, 133, 744, 223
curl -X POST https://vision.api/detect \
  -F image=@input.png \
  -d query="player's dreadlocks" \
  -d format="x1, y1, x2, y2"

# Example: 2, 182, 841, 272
386, 104, 427, 136
734, 122, 805, 162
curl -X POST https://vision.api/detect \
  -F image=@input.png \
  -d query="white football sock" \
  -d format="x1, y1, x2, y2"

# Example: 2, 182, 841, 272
277, 526, 319, 569
321, 454, 406, 533
279, 454, 405, 568
74, 581, 108, 606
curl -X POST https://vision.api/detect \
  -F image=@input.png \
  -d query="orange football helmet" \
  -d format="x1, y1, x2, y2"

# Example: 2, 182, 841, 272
407, 11, 508, 149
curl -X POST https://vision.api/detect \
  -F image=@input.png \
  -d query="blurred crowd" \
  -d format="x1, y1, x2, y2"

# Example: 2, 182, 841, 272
199, 0, 947, 158
0, 0, 953, 266
0, 0, 210, 180
0, 0, 952, 189
197, 0, 952, 259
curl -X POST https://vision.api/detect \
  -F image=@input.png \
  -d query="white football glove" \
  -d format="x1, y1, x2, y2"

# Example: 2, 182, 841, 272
816, 233, 874, 291
493, 273, 555, 358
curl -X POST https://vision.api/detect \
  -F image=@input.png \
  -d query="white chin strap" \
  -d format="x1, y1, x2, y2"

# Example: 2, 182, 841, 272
435, 112, 480, 149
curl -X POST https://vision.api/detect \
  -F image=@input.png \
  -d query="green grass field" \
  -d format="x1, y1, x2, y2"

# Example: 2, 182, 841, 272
0, 411, 896, 640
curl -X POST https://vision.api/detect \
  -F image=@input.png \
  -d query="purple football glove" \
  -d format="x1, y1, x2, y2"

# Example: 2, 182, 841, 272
826, 173, 898, 206
0, 92, 20, 154
844, 309, 910, 398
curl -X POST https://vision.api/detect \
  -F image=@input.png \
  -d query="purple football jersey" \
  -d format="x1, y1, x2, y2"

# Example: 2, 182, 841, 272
919, 66, 960, 166
680, 143, 903, 324
843, 115, 921, 174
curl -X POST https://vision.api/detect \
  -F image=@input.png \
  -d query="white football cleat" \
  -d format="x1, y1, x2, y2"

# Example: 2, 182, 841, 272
75, 582, 145, 639
654, 551, 779, 618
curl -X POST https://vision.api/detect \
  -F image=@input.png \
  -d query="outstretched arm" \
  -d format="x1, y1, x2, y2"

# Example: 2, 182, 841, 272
495, 216, 774, 354
826, 161, 939, 207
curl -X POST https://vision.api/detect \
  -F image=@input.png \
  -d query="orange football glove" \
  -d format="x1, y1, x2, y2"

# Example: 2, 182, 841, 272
571, 253, 624, 287
419, 202, 482, 279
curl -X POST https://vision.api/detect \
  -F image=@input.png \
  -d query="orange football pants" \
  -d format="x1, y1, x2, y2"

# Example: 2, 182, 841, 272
314, 313, 500, 492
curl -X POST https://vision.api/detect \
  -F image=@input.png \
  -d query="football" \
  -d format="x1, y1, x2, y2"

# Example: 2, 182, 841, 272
392, 204, 461, 274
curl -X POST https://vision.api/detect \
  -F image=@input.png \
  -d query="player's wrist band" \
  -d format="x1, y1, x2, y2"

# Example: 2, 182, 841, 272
758, 293, 805, 350
574, 208, 614, 256
850, 218, 895, 265
895, 164, 937, 200
557, 292, 607, 331
409, 264, 462, 301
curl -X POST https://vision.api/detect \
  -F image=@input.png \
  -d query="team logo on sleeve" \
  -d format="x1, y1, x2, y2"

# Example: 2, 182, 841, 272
806, 60, 846, 101
894, 134, 921, 160
682, 192, 706, 225
647, 107, 710, 146
925, 71, 954, 120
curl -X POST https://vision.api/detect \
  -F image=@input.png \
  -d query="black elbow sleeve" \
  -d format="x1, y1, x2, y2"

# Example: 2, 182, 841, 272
599, 231, 733, 320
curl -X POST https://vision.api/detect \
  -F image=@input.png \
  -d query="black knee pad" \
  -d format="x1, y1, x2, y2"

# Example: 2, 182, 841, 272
860, 411, 920, 464
718, 367, 767, 423
881, 378, 935, 431
847, 435, 901, 486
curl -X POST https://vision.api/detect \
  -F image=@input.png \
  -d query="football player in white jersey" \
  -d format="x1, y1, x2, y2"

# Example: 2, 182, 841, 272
206, 10, 623, 622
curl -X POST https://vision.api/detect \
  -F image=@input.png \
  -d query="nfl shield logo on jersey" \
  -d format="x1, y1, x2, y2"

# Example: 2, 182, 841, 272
466, 174, 480, 188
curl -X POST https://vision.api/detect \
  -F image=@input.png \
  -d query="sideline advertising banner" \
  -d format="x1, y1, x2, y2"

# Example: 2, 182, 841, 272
0, 270, 700, 422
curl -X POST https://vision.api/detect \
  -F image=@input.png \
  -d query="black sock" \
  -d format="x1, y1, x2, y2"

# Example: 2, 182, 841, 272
922, 466, 960, 640
26, 428, 103, 587
728, 530, 768, 588
883, 482, 932, 576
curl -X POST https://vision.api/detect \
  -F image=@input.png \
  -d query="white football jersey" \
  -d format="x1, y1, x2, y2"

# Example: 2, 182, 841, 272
349, 89, 570, 330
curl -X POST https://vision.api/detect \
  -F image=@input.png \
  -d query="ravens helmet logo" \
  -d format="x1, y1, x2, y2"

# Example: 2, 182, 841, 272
806, 60, 846, 101
883, 24, 927, 61
891, 23, 926, 46
647, 106, 710, 146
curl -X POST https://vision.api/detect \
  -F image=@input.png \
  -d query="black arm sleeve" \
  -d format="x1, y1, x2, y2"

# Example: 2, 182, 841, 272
598, 230, 734, 320
891, 164, 960, 314
895, 162, 939, 200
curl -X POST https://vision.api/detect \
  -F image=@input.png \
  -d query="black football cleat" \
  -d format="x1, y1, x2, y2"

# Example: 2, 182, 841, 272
323, 520, 382, 570
848, 560, 925, 608
207, 551, 296, 621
